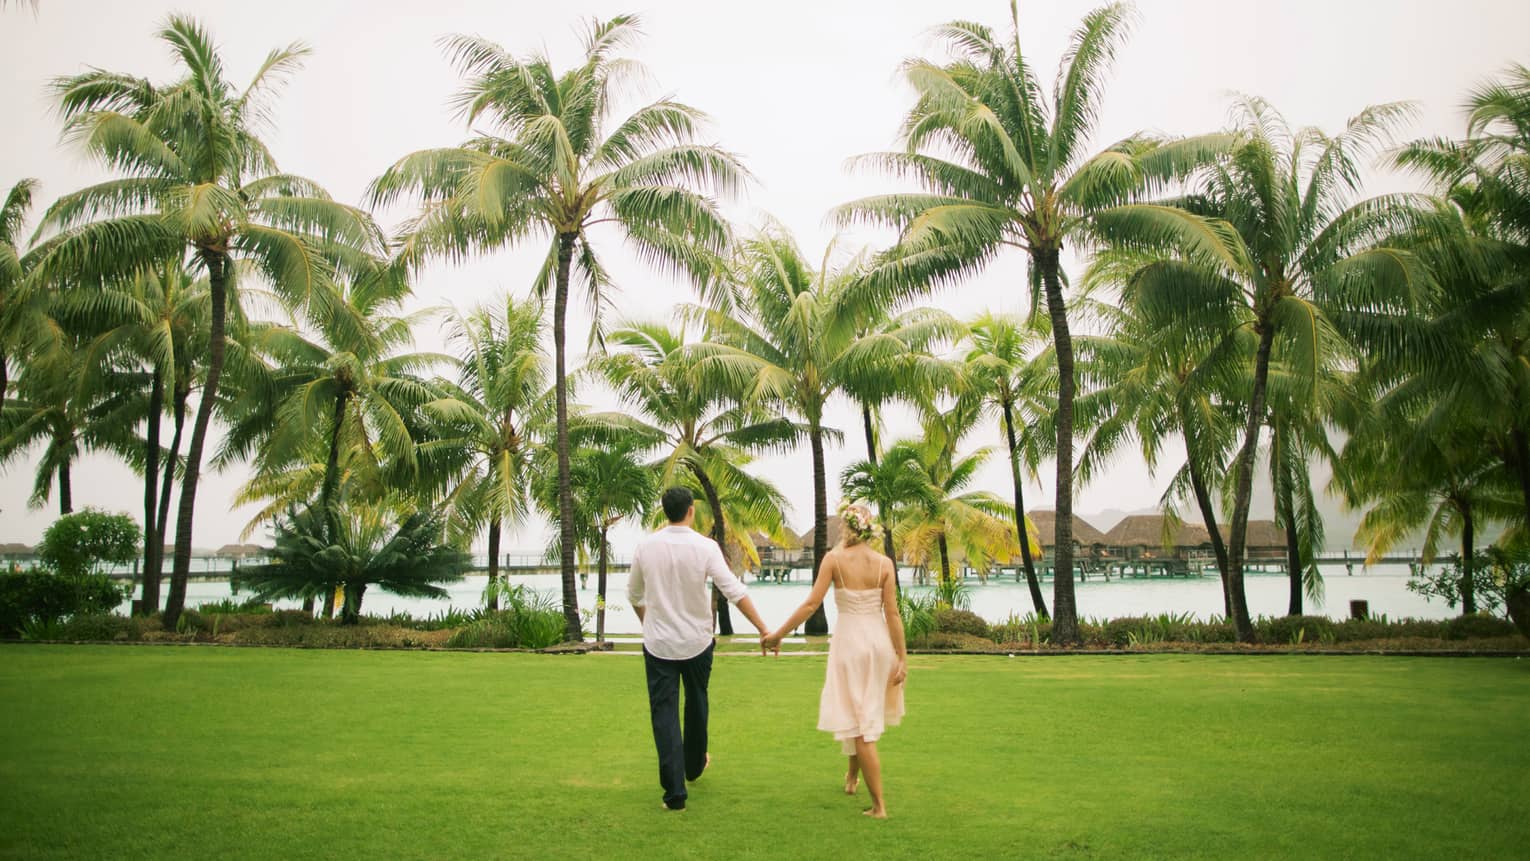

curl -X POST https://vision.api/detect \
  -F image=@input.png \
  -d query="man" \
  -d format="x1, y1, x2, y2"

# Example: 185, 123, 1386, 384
627, 486, 771, 812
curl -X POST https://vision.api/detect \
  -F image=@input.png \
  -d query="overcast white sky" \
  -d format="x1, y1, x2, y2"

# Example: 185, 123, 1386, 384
2, 0, 1526, 552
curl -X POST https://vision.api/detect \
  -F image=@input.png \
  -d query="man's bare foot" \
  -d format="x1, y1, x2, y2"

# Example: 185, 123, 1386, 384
844, 774, 859, 795
862, 806, 887, 819
688, 753, 711, 782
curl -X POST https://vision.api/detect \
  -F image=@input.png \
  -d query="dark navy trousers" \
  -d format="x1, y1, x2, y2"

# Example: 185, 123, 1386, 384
642, 642, 714, 809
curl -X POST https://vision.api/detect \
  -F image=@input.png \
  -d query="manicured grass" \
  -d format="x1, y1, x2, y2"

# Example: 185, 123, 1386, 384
2, 647, 1527, 860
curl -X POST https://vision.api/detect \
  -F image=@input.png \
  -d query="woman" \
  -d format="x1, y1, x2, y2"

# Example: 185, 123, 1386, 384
763, 501, 907, 818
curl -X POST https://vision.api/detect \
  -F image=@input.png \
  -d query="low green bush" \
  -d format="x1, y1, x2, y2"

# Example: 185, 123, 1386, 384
56, 613, 143, 642
445, 605, 566, 650
1257, 615, 1338, 645
934, 608, 991, 639
1445, 613, 1519, 640
231, 624, 449, 648
197, 598, 272, 615
0, 571, 127, 637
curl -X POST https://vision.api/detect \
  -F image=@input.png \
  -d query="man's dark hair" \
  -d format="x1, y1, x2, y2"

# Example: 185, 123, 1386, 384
661, 487, 694, 523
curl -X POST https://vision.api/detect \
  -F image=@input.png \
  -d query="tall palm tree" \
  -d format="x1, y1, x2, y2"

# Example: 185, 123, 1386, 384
369, 16, 745, 641
49, 259, 210, 613
1, 179, 40, 429
37, 16, 385, 629
588, 321, 800, 634
964, 312, 1053, 617
837, 4, 1228, 642
424, 295, 550, 611
1070, 256, 1246, 613
688, 226, 919, 634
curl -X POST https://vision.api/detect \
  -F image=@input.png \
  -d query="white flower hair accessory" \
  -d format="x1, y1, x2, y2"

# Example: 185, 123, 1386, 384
837, 499, 883, 544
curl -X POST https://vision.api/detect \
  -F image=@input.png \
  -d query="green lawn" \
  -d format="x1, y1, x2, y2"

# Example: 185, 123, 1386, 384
2, 647, 1527, 860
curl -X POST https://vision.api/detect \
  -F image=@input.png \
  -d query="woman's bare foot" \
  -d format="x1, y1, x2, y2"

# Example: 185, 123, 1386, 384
862, 806, 887, 819
844, 773, 859, 795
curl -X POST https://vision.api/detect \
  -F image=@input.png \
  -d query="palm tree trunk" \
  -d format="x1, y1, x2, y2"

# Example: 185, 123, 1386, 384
1002, 399, 1047, 618
486, 521, 502, 612
552, 232, 581, 641
1460, 500, 1476, 615
1279, 482, 1303, 617
58, 458, 72, 515
690, 463, 735, 636
861, 404, 901, 593
144, 381, 187, 615
1224, 320, 1275, 643
937, 531, 953, 601
321, 392, 348, 532
1036, 247, 1078, 643
164, 250, 229, 631
1183, 419, 1231, 616
597, 524, 609, 643
340, 582, 364, 625
806, 421, 830, 636
140, 370, 164, 616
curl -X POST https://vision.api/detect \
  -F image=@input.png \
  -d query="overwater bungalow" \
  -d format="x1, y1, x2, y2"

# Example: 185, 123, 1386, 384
1102, 515, 1214, 562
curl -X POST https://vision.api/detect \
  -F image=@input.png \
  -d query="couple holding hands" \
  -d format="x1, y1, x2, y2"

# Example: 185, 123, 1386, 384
627, 488, 908, 818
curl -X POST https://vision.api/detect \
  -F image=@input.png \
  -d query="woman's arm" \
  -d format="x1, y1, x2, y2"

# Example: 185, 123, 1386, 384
881, 558, 907, 684
763, 554, 836, 648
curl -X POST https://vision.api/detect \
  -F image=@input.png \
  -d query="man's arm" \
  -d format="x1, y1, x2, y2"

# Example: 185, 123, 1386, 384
706, 543, 767, 634
626, 545, 645, 623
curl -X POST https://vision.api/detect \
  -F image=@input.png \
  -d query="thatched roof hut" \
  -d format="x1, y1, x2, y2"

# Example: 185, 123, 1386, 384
214, 543, 269, 559
1026, 510, 1109, 549
797, 516, 844, 551
1242, 520, 1287, 556
1104, 515, 1215, 558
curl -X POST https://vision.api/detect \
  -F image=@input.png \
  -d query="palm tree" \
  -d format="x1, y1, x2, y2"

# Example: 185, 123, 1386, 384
1068, 259, 1246, 614
1083, 96, 1427, 639
964, 312, 1054, 617
48, 259, 210, 613
1, 178, 40, 429
424, 295, 550, 611
588, 321, 800, 634
688, 226, 918, 635
885, 393, 1031, 605
228, 270, 443, 615
837, 4, 1228, 642
369, 15, 745, 641
37, 16, 386, 629
1389, 65, 1530, 519
548, 438, 653, 642
841, 445, 936, 592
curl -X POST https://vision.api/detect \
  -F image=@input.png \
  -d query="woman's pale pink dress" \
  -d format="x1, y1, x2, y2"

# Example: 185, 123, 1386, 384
816, 579, 905, 754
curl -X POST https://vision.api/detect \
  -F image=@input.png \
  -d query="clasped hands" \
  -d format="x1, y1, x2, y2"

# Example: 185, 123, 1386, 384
758, 627, 783, 656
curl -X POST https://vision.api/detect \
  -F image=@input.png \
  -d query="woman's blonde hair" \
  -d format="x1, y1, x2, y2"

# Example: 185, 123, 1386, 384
837, 499, 881, 547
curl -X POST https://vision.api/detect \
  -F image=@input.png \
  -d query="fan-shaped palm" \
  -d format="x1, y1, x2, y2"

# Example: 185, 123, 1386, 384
36, 16, 387, 628
369, 15, 745, 641
836, 3, 1230, 641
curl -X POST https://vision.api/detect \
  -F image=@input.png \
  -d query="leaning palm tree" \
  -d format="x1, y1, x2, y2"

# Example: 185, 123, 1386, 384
423, 295, 551, 610
1081, 96, 1428, 638
587, 321, 800, 634
964, 312, 1054, 617
36, 16, 386, 629
687, 226, 924, 634
837, 3, 1228, 642
368, 15, 745, 641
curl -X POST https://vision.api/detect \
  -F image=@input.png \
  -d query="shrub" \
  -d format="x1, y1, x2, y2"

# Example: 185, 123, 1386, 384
231, 624, 449, 649
1444, 613, 1519, 640
1257, 615, 1338, 645
991, 612, 1050, 647
897, 592, 940, 642
39, 509, 141, 578
197, 598, 272, 615
0, 570, 127, 637
446, 607, 566, 650
933, 608, 991, 639
56, 613, 143, 642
